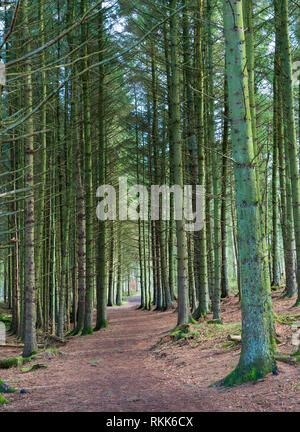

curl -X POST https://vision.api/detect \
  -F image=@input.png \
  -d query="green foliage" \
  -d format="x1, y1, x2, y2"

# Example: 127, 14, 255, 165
21, 364, 48, 373
0, 315, 12, 326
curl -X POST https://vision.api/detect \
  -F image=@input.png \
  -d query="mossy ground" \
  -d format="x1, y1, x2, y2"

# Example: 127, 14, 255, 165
0, 315, 12, 326
217, 364, 273, 387
271, 285, 285, 291
94, 321, 108, 331
170, 325, 200, 341
0, 394, 8, 405
67, 328, 83, 336
0, 356, 33, 369
43, 347, 61, 358
275, 352, 300, 365
207, 319, 223, 325
192, 308, 208, 320
292, 355, 300, 364
21, 363, 48, 373
275, 313, 300, 325
81, 328, 94, 336
168, 321, 242, 346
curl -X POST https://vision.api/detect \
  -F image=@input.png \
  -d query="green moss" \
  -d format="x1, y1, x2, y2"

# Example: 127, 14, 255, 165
22, 364, 48, 373
271, 285, 282, 291
275, 354, 300, 365
223, 340, 240, 349
81, 328, 94, 335
275, 314, 300, 326
271, 336, 279, 352
170, 324, 200, 341
44, 347, 61, 358
69, 328, 83, 336
288, 352, 300, 364
207, 319, 223, 325
0, 356, 32, 369
218, 366, 267, 387
171, 324, 189, 339
0, 394, 9, 405
67, 328, 81, 336
94, 321, 108, 331
170, 321, 242, 344
276, 355, 289, 361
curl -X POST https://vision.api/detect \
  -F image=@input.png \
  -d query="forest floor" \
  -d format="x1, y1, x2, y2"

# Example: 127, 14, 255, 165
1, 290, 300, 412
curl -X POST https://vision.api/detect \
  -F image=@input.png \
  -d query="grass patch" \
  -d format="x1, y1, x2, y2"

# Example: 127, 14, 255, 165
193, 321, 241, 341
222, 340, 240, 349
275, 354, 300, 365
168, 321, 242, 345
41, 346, 62, 360
0, 303, 12, 330
0, 356, 33, 369
21, 363, 48, 373
207, 319, 223, 325
170, 325, 201, 341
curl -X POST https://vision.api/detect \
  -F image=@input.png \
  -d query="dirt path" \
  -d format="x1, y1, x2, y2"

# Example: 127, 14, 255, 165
0, 296, 203, 412
1, 294, 300, 412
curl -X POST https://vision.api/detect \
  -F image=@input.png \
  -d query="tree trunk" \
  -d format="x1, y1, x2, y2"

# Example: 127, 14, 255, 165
220, 0, 276, 385
169, 0, 190, 327
23, 0, 38, 358
95, 3, 107, 330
